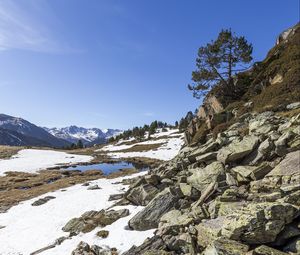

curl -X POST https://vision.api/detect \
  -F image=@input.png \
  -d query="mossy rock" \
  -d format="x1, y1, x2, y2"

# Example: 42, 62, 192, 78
96, 230, 109, 238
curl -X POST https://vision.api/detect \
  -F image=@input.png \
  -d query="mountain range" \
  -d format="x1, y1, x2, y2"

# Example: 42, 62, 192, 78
44, 126, 121, 146
0, 114, 121, 148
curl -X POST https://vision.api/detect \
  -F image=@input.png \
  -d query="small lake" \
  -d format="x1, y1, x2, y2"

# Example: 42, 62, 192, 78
64, 161, 149, 175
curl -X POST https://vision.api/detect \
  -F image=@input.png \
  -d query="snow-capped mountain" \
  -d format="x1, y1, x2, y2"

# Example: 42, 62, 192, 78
0, 114, 70, 147
44, 126, 121, 146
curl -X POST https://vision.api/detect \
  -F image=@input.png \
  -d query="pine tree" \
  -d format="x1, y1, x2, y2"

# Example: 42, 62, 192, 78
188, 29, 253, 99
77, 139, 83, 149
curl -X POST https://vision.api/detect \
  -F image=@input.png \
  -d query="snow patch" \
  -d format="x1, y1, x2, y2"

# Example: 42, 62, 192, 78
0, 149, 93, 176
0, 172, 153, 254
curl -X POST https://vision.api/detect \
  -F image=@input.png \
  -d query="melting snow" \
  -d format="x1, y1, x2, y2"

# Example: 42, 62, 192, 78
0, 172, 153, 255
0, 149, 93, 176
99, 129, 184, 161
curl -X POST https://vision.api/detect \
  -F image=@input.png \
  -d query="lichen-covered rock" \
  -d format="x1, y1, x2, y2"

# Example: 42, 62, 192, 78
187, 162, 225, 192
125, 184, 159, 206
221, 202, 299, 244
71, 241, 115, 255
217, 135, 259, 164
62, 209, 129, 234
253, 245, 289, 255
122, 236, 169, 255
202, 238, 249, 255
267, 150, 300, 177
230, 163, 272, 182
196, 217, 226, 247
31, 196, 55, 206
159, 210, 193, 230
128, 188, 181, 231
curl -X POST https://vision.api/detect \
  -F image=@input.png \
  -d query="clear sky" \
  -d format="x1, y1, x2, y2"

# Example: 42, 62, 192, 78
0, 0, 298, 129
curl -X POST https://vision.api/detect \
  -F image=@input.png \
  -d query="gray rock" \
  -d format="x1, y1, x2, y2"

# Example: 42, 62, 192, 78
283, 236, 300, 253
217, 135, 259, 164
125, 184, 159, 206
267, 150, 300, 177
195, 152, 217, 163
187, 162, 225, 192
87, 185, 101, 190
254, 245, 289, 255
286, 102, 300, 110
31, 196, 56, 206
71, 241, 113, 255
108, 193, 123, 201
221, 202, 298, 244
123, 236, 170, 255
230, 163, 272, 182
62, 208, 129, 233
196, 217, 226, 247
202, 238, 249, 255
275, 131, 295, 156
158, 210, 193, 229
128, 188, 180, 231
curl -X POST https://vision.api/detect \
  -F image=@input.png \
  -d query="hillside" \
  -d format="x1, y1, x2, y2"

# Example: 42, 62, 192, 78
99, 128, 184, 161
186, 23, 300, 145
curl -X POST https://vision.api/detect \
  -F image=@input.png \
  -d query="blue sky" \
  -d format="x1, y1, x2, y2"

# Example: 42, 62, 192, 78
0, 0, 298, 129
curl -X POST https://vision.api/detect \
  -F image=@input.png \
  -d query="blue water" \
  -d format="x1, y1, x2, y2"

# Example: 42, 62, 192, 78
64, 161, 149, 175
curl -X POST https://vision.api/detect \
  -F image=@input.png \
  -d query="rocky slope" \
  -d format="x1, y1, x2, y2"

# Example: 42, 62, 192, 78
120, 106, 300, 255
64, 24, 300, 255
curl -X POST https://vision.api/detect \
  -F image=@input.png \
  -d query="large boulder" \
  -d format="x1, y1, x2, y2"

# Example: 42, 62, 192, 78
128, 188, 181, 231
125, 184, 160, 206
266, 150, 300, 177
196, 217, 226, 247
62, 209, 129, 234
158, 210, 193, 230
187, 161, 225, 192
253, 245, 289, 255
221, 202, 299, 244
217, 135, 259, 164
230, 163, 272, 182
202, 238, 249, 255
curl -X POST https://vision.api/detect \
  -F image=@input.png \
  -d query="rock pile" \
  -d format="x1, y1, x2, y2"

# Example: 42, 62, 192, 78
122, 111, 300, 254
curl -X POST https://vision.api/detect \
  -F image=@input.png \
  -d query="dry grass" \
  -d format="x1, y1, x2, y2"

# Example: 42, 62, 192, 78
277, 108, 300, 118
0, 167, 141, 212
0, 146, 23, 159
113, 143, 164, 153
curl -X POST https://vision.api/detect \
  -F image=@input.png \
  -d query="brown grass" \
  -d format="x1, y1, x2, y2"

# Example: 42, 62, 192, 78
0, 146, 23, 159
277, 108, 300, 118
0, 167, 141, 212
113, 143, 164, 153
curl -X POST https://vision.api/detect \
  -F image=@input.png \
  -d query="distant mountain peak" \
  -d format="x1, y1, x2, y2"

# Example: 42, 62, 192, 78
44, 126, 122, 146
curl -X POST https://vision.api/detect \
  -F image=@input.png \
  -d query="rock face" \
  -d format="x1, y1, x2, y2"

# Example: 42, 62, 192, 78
122, 106, 300, 254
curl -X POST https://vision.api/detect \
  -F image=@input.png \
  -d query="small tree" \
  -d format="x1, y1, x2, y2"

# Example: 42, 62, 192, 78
77, 139, 83, 149
188, 29, 253, 99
